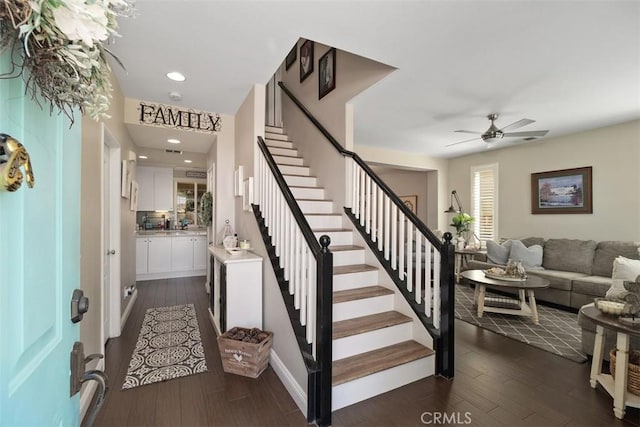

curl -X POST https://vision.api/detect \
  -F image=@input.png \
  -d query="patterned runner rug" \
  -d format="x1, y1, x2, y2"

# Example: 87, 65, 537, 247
122, 304, 208, 390
455, 284, 587, 363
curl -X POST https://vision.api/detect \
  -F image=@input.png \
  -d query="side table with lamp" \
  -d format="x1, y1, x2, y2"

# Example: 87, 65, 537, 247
444, 190, 485, 281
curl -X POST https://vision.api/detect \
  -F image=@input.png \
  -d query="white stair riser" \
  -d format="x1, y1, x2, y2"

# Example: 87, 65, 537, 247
332, 249, 365, 266
265, 126, 284, 134
291, 187, 325, 200
305, 215, 342, 229
273, 155, 304, 166
332, 356, 434, 410
332, 321, 412, 360
332, 294, 394, 322
299, 200, 333, 213
264, 132, 289, 141
284, 175, 317, 187
332, 270, 378, 291
314, 230, 353, 246
279, 165, 310, 176
269, 147, 299, 157
265, 139, 294, 149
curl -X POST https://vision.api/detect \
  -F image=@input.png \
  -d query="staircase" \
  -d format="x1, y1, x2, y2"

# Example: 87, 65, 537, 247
263, 125, 435, 410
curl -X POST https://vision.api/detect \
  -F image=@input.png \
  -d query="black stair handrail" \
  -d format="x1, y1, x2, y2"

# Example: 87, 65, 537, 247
257, 136, 322, 255
278, 81, 442, 250
278, 81, 455, 379
256, 136, 333, 426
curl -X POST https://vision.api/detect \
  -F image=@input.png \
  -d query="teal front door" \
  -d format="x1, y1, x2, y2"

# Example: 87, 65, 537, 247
0, 54, 82, 424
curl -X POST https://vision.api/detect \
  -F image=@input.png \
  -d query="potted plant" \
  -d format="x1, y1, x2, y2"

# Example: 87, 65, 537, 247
450, 212, 474, 248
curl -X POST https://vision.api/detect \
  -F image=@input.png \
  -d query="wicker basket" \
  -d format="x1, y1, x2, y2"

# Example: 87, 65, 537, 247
609, 348, 640, 395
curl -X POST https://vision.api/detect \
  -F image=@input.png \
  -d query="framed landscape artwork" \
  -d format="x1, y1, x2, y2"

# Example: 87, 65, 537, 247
399, 195, 417, 214
300, 39, 314, 82
318, 48, 336, 99
531, 166, 592, 214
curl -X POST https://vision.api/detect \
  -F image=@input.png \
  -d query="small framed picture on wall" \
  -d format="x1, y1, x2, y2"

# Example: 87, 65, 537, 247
319, 48, 336, 99
300, 39, 314, 82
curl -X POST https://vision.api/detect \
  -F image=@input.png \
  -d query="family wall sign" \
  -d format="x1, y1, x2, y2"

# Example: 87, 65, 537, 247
124, 98, 222, 133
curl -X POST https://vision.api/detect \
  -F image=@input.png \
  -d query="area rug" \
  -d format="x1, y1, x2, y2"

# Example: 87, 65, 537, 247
122, 304, 208, 389
455, 285, 588, 363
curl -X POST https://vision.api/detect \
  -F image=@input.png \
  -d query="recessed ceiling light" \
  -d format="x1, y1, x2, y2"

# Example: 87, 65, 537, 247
184, 160, 192, 164
168, 138, 181, 144
138, 155, 148, 159
166, 71, 185, 82
168, 91, 182, 101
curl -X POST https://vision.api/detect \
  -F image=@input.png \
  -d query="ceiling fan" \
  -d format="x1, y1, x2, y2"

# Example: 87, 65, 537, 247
447, 113, 549, 146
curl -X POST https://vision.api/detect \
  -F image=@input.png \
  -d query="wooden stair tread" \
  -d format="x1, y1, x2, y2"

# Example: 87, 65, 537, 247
332, 340, 434, 386
282, 173, 317, 178
333, 311, 411, 339
272, 153, 301, 159
330, 245, 363, 252
333, 264, 377, 275
312, 228, 350, 233
290, 185, 324, 189
333, 285, 394, 304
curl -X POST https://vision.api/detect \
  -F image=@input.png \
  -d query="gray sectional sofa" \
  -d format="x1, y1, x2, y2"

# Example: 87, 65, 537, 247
465, 237, 640, 357
466, 238, 640, 309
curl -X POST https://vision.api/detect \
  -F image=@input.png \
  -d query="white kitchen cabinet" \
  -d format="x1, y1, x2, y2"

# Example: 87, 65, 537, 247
136, 236, 172, 277
136, 166, 173, 211
193, 236, 207, 270
136, 233, 208, 281
135, 237, 149, 275
208, 246, 262, 335
148, 237, 172, 273
171, 235, 208, 272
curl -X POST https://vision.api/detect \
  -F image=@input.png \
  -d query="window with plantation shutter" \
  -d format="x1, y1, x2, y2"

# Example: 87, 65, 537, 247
470, 163, 498, 242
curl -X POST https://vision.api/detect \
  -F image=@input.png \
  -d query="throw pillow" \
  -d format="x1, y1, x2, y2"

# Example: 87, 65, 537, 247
509, 240, 544, 270
486, 239, 512, 265
606, 256, 640, 300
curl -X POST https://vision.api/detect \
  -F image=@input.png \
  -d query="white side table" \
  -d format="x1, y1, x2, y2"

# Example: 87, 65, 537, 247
581, 304, 640, 419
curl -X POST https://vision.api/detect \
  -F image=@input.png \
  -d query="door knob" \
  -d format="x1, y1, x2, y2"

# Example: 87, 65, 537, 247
107, 249, 116, 255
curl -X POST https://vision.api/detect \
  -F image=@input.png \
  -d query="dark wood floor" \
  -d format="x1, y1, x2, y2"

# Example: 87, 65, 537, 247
91, 277, 640, 426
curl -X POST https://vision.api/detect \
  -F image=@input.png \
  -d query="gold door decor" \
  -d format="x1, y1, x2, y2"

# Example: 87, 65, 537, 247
0, 134, 34, 192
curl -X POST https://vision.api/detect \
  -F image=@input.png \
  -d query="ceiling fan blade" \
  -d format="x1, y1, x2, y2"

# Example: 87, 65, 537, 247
446, 137, 480, 147
500, 118, 535, 132
503, 130, 549, 138
454, 130, 482, 134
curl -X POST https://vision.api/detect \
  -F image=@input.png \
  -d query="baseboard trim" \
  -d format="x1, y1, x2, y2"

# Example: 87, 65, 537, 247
79, 357, 105, 423
269, 349, 307, 418
120, 289, 138, 330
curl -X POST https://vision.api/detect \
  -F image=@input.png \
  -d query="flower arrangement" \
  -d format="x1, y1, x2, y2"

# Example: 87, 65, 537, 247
0, 0, 134, 123
450, 212, 474, 237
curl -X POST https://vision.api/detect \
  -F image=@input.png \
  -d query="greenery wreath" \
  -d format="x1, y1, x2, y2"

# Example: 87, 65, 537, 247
0, 0, 134, 123
199, 191, 212, 227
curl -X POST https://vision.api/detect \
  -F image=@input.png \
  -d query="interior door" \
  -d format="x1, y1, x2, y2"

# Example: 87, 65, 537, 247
0, 56, 81, 424
103, 144, 111, 343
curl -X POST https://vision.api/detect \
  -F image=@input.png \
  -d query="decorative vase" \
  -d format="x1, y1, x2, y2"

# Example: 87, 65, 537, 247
456, 236, 466, 250
505, 259, 526, 278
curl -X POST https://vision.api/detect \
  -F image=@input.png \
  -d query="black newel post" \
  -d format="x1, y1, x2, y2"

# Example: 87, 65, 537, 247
315, 235, 333, 426
436, 232, 456, 378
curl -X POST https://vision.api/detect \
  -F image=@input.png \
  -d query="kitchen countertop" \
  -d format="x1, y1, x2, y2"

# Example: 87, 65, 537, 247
136, 229, 207, 237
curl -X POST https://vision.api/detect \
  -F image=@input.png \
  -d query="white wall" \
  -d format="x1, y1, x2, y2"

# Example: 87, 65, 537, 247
447, 119, 640, 241
233, 84, 309, 405
370, 167, 430, 225
206, 114, 235, 244
356, 144, 449, 231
